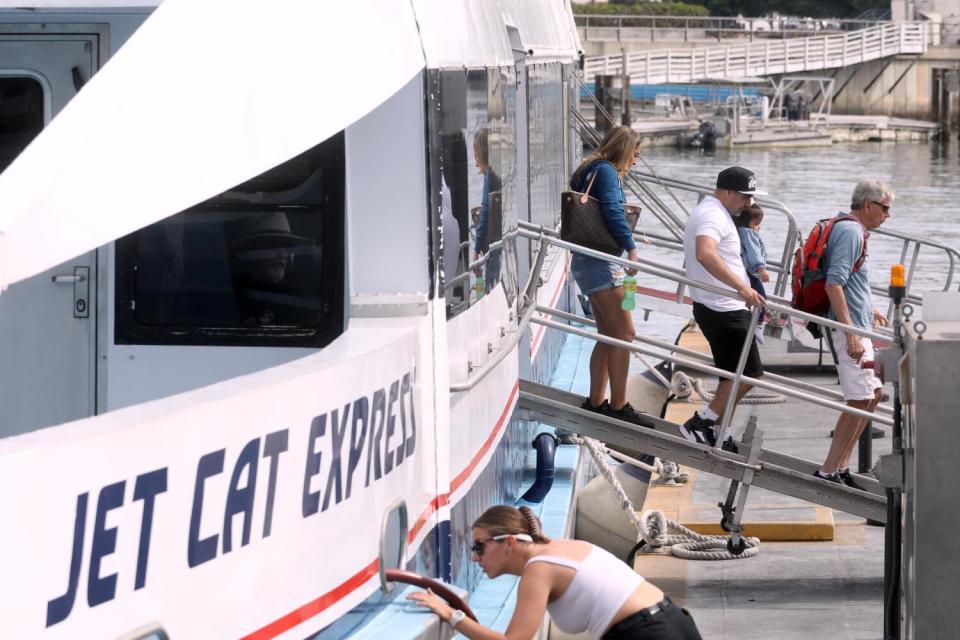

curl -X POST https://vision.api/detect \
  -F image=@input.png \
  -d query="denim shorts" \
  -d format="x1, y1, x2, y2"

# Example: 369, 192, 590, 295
571, 253, 624, 296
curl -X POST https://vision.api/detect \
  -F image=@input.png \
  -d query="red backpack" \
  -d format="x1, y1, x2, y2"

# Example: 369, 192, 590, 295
791, 215, 867, 316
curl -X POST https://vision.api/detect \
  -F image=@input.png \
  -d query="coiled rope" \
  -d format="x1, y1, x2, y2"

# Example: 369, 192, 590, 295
572, 435, 760, 561
670, 371, 785, 405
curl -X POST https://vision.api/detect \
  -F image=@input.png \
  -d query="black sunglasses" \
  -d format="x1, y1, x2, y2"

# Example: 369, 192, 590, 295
470, 535, 510, 556
868, 199, 890, 214
470, 533, 534, 556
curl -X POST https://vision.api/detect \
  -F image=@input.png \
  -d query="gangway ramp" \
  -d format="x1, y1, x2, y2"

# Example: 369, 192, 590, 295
518, 379, 886, 523
583, 21, 929, 84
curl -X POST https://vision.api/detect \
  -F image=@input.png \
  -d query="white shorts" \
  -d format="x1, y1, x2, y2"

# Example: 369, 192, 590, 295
832, 328, 883, 401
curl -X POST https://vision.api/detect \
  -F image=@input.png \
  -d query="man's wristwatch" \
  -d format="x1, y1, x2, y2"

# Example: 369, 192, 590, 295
448, 609, 466, 630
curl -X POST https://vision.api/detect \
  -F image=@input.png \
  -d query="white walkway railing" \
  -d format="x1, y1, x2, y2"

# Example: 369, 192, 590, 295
584, 22, 929, 83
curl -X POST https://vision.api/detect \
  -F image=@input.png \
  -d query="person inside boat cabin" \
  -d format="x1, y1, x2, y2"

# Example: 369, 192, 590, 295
679, 166, 766, 450
569, 125, 649, 427
814, 179, 892, 487
229, 211, 314, 326
409, 505, 703, 640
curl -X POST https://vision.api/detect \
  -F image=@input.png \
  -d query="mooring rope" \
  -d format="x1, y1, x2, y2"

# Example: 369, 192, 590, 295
572, 435, 760, 561
670, 371, 785, 405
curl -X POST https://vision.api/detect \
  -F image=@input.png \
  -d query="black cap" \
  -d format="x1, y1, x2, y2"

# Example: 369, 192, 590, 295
716, 166, 767, 196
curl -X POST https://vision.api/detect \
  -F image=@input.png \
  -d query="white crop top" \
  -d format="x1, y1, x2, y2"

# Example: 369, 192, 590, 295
526, 546, 645, 640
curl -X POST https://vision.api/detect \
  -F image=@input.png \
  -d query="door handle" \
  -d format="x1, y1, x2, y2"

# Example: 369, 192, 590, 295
51, 274, 85, 283
51, 266, 90, 318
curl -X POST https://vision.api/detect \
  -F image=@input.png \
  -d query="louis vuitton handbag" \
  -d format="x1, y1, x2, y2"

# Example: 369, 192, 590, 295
560, 170, 641, 255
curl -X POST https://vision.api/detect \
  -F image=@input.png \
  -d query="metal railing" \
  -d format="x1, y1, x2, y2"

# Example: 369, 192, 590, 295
449, 235, 548, 393
583, 22, 929, 83
574, 14, 895, 44
516, 227, 897, 432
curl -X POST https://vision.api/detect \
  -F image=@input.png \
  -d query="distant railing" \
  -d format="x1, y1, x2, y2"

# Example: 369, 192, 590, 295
584, 22, 929, 83
576, 14, 912, 43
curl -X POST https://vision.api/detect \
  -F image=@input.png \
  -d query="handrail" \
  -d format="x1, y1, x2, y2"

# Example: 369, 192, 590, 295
535, 303, 894, 416
532, 316, 893, 427
575, 14, 897, 44
449, 236, 548, 393
518, 226, 904, 428
444, 230, 519, 291
517, 228, 890, 343
583, 22, 929, 83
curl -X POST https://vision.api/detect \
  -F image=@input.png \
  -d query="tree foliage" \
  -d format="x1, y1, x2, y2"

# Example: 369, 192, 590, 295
603, 0, 889, 18
574, 2, 709, 17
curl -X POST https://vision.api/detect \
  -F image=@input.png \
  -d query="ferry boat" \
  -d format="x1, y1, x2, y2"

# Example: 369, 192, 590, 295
4, 2, 960, 639
0, 1, 582, 637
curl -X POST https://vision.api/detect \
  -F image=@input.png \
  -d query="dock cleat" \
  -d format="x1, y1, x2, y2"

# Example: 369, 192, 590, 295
679, 413, 717, 446
608, 402, 655, 428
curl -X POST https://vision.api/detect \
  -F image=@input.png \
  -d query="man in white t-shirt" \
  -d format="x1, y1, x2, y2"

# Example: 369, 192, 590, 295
679, 166, 767, 449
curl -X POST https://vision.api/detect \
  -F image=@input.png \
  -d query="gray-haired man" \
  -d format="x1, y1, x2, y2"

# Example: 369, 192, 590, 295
815, 179, 893, 486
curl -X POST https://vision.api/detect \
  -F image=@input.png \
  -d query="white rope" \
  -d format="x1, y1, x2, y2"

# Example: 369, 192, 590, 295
605, 448, 690, 485
572, 435, 759, 561
637, 509, 760, 561
670, 371, 785, 405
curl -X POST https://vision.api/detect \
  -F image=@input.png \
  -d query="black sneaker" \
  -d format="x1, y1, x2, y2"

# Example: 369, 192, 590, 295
608, 402, 655, 428
581, 398, 609, 413
813, 469, 842, 484
679, 413, 717, 446
837, 469, 864, 490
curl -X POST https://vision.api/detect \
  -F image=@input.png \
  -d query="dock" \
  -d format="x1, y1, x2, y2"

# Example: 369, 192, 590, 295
533, 326, 891, 639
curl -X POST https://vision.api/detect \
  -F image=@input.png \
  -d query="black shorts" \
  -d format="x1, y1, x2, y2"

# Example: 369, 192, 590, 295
692, 303, 764, 378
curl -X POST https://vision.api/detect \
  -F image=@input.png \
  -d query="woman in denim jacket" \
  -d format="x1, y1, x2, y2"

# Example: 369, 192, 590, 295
568, 125, 646, 425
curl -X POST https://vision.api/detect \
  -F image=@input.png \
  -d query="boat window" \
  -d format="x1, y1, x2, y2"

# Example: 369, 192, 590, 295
527, 63, 565, 232
0, 77, 44, 173
429, 68, 519, 320
115, 133, 345, 347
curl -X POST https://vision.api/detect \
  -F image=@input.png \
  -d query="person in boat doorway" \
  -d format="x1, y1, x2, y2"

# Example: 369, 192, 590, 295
679, 166, 766, 450
814, 179, 893, 487
569, 125, 648, 427
409, 505, 703, 640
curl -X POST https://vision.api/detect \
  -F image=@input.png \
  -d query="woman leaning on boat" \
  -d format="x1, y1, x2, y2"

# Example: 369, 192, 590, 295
409, 505, 703, 639
569, 125, 647, 425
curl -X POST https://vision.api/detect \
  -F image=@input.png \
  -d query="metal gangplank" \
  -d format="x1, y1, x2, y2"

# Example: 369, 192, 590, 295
518, 379, 886, 524
511, 221, 910, 552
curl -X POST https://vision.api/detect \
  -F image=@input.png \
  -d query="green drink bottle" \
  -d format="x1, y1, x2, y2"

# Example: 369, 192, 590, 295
474, 273, 485, 300
621, 274, 636, 311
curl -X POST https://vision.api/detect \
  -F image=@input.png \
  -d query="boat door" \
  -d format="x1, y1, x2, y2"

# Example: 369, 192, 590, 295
0, 32, 100, 437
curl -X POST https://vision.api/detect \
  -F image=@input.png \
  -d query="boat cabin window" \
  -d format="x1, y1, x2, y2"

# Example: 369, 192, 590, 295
0, 77, 44, 172
115, 133, 345, 347
429, 68, 519, 319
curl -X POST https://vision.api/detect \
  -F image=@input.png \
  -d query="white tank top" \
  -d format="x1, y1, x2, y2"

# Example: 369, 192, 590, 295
525, 546, 645, 640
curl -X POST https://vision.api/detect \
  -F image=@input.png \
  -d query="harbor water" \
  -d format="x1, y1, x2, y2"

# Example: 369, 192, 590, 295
629, 141, 960, 343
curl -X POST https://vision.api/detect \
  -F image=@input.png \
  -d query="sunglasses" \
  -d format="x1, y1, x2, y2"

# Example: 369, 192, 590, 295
868, 199, 891, 214
470, 533, 533, 556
